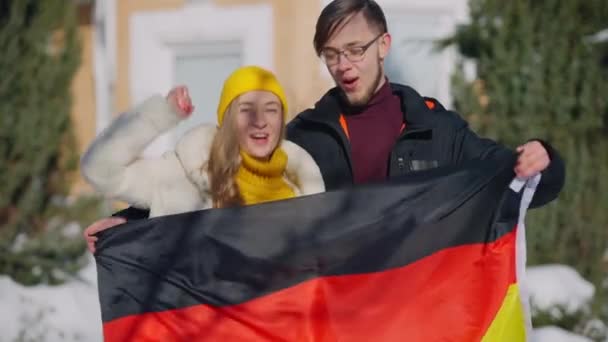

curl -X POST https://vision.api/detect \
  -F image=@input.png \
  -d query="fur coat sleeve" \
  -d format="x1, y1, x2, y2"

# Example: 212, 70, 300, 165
80, 95, 188, 209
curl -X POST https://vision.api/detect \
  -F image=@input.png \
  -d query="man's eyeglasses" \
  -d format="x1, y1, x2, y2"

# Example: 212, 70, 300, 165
320, 33, 385, 66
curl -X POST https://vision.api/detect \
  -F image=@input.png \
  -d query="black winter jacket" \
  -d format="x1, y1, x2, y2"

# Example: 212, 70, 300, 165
286, 83, 565, 208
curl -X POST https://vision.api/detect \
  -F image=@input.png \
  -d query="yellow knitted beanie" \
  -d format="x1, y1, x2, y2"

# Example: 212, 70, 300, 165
216, 66, 288, 126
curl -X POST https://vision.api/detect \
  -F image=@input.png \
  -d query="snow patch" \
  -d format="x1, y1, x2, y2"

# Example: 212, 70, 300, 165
62, 221, 83, 238
527, 264, 595, 315
0, 255, 102, 342
532, 326, 593, 342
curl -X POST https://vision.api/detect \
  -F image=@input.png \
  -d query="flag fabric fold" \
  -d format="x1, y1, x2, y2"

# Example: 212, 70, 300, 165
95, 155, 536, 341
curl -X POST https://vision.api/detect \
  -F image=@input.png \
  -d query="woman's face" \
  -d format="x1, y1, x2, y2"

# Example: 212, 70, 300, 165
234, 90, 283, 160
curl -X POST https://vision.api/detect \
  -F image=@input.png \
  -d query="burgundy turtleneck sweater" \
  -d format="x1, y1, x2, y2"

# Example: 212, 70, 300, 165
342, 80, 403, 184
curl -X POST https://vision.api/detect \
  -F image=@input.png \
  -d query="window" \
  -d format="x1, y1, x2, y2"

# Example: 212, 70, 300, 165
171, 41, 242, 140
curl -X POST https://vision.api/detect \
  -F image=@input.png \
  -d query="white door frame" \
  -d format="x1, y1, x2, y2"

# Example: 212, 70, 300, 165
92, 0, 117, 134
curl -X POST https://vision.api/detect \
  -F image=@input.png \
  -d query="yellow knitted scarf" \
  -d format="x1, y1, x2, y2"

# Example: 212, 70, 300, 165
235, 148, 295, 205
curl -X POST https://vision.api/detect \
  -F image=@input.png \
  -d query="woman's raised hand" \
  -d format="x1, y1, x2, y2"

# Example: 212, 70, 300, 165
167, 85, 195, 118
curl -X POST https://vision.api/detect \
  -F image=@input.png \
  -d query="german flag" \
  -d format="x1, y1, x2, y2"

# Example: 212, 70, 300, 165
95, 155, 537, 341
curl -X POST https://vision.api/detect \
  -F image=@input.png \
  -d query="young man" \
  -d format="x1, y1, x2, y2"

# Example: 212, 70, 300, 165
286, 0, 563, 206
84, 0, 564, 252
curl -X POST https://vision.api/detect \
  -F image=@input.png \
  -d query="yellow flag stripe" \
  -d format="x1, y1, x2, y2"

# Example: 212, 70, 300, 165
482, 284, 527, 342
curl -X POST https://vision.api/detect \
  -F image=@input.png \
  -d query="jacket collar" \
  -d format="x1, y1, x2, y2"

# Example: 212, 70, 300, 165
296, 83, 439, 132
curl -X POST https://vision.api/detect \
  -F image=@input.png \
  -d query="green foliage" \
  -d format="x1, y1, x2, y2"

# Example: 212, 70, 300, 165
443, 0, 608, 329
0, 0, 85, 285
0, 195, 105, 286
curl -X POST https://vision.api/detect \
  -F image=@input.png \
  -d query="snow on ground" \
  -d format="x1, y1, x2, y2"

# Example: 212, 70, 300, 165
526, 265, 599, 342
0, 255, 102, 342
532, 326, 593, 342
527, 264, 596, 315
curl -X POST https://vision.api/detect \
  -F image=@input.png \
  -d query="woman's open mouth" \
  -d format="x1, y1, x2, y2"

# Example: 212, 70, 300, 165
250, 133, 269, 145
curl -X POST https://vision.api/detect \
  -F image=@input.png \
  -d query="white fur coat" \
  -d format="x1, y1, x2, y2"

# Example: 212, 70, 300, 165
81, 95, 325, 217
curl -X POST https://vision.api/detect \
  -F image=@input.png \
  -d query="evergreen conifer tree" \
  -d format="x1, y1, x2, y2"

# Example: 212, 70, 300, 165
0, 0, 85, 285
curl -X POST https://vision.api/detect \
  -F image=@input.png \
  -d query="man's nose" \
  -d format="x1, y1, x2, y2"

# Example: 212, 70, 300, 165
336, 52, 353, 71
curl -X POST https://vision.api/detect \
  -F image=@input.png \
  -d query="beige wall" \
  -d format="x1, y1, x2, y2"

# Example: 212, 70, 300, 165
69, 4, 96, 195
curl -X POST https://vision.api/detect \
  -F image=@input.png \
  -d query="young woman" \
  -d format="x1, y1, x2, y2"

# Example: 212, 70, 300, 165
81, 65, 324, 225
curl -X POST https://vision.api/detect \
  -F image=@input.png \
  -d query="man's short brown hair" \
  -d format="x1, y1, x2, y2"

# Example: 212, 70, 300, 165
313, 0, 388, 56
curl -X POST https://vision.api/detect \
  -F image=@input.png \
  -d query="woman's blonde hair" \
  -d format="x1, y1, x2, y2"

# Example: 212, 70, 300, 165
206, 96, 286, 208
206, 100, 243, 208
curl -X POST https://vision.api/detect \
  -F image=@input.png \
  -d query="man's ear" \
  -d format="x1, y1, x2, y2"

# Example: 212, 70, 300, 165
379, 33, 391, 61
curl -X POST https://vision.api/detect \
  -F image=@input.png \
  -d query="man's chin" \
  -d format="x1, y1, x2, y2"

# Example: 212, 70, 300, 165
345, 93, 368, 107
